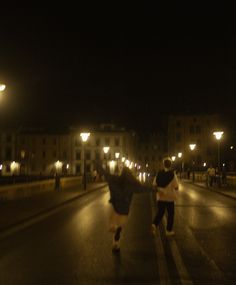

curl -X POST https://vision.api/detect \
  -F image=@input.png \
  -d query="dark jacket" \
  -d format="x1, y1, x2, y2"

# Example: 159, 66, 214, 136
96, 164, 152, 215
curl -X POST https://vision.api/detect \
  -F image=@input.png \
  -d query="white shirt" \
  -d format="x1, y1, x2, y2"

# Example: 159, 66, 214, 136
153, 170, 179, 202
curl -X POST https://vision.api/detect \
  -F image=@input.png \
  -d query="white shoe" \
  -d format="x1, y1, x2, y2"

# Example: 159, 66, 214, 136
166, 230, 175, 236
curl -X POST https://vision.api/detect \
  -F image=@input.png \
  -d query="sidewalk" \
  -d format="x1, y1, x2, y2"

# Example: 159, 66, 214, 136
183, 179, 236, 199
0, 182, 107, 233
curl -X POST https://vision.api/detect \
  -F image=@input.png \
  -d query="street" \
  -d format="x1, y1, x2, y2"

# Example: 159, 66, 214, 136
0, 182, 236, 285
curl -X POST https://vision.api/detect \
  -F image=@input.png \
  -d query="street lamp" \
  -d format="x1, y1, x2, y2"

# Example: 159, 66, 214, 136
178, 152, 183, 178
54, 160, 62, 190
103, 146, 110, 172
80, 132, 90, 190
0, 84, 6, 91
213, 131, 224, 171
0, 83, 6, 102
189, 144, 196, 182
115, 152, 120, 174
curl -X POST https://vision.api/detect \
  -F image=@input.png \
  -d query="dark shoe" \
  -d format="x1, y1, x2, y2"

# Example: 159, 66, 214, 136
114, 226, 122, 241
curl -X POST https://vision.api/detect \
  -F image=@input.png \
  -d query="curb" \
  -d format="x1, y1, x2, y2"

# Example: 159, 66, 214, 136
0, 183, 107, 240
184, 181, 236, 201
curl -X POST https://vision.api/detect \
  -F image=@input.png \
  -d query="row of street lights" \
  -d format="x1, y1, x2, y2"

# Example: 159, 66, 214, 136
171, 131, 224, 181
79, 132, 122, 190
0, 83, 6, 102
79, 132, 146, 189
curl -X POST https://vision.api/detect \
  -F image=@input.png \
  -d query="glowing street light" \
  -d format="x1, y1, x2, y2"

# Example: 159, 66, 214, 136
121, 157, 125, 168
189, 144, 196, 151
213, 131, 224, 171
103, 146, 110, 171
0, 84, 6, 92
0, 83, 6, 102
213, 131, 223, 141
103, 146, 110, 154
115, 152, 120, 159
178, 152, 182, 158
80, 132, 90, 142
55, 160, 62, 172
177, 152, 183, 177
126, 159, 130, 168
189, 144, 196, 182
115, 152, 120, 174
80, 132, 90, 190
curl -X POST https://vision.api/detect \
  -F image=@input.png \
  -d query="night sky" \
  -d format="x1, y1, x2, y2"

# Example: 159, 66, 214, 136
0, 6, 235, 131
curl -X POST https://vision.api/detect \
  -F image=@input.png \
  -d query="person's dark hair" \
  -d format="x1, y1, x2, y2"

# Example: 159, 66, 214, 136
163, 157, 172, 169
120, 166, 137, 185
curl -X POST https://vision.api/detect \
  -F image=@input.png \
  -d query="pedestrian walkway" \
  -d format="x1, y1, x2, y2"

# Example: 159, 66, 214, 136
183, 179, 236, 199
0, 182, 107, 233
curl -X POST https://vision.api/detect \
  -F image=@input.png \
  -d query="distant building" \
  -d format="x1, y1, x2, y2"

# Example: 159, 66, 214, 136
0, 123, 138, 177
0, 128, 17, 176
168, 114, 223, 170
70, 123, 136, 175
133, 132, 168, 175
1, 116, 235, 178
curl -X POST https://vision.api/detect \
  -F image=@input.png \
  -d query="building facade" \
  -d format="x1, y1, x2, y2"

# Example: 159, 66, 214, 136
0, 124, 137, 177
167, 114, 223, 170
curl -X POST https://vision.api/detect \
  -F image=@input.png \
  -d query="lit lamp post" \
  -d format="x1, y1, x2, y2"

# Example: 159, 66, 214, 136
121, 157, 125, 168
178, 152, 183, 178
80, 132, 90, 190
189, 144, 196, 182
213, 131, 224, 171
0, 84, 6, 175
55, 160, 62, 190
171, 155, 176, 173
103, 146, 110, 172
0, 83, 6, 104
115, 152, 120, 174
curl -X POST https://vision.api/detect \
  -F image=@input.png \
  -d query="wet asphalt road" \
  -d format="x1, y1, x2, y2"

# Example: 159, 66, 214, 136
0, 183, 236, 284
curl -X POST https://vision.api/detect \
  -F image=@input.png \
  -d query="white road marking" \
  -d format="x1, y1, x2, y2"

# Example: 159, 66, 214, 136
163, 215, 194, 285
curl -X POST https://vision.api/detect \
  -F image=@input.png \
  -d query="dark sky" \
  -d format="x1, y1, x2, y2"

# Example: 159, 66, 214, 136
0, 6, 235, 131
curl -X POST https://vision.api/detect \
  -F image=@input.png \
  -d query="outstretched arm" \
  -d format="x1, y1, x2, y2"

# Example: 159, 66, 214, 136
130, 178, 154, 193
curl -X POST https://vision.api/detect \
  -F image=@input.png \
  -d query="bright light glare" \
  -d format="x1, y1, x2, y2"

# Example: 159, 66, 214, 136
142, 172, 146, 182
189, 144, 196, 151
0, 84, 6, 91
103, 146, 110, 154
138, 172, 142, 182
109, 160, 116, 173
115, 152, 120, 159
80, 132, 90, 142
213, 131, 224, 140
55, 160, 62, 169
